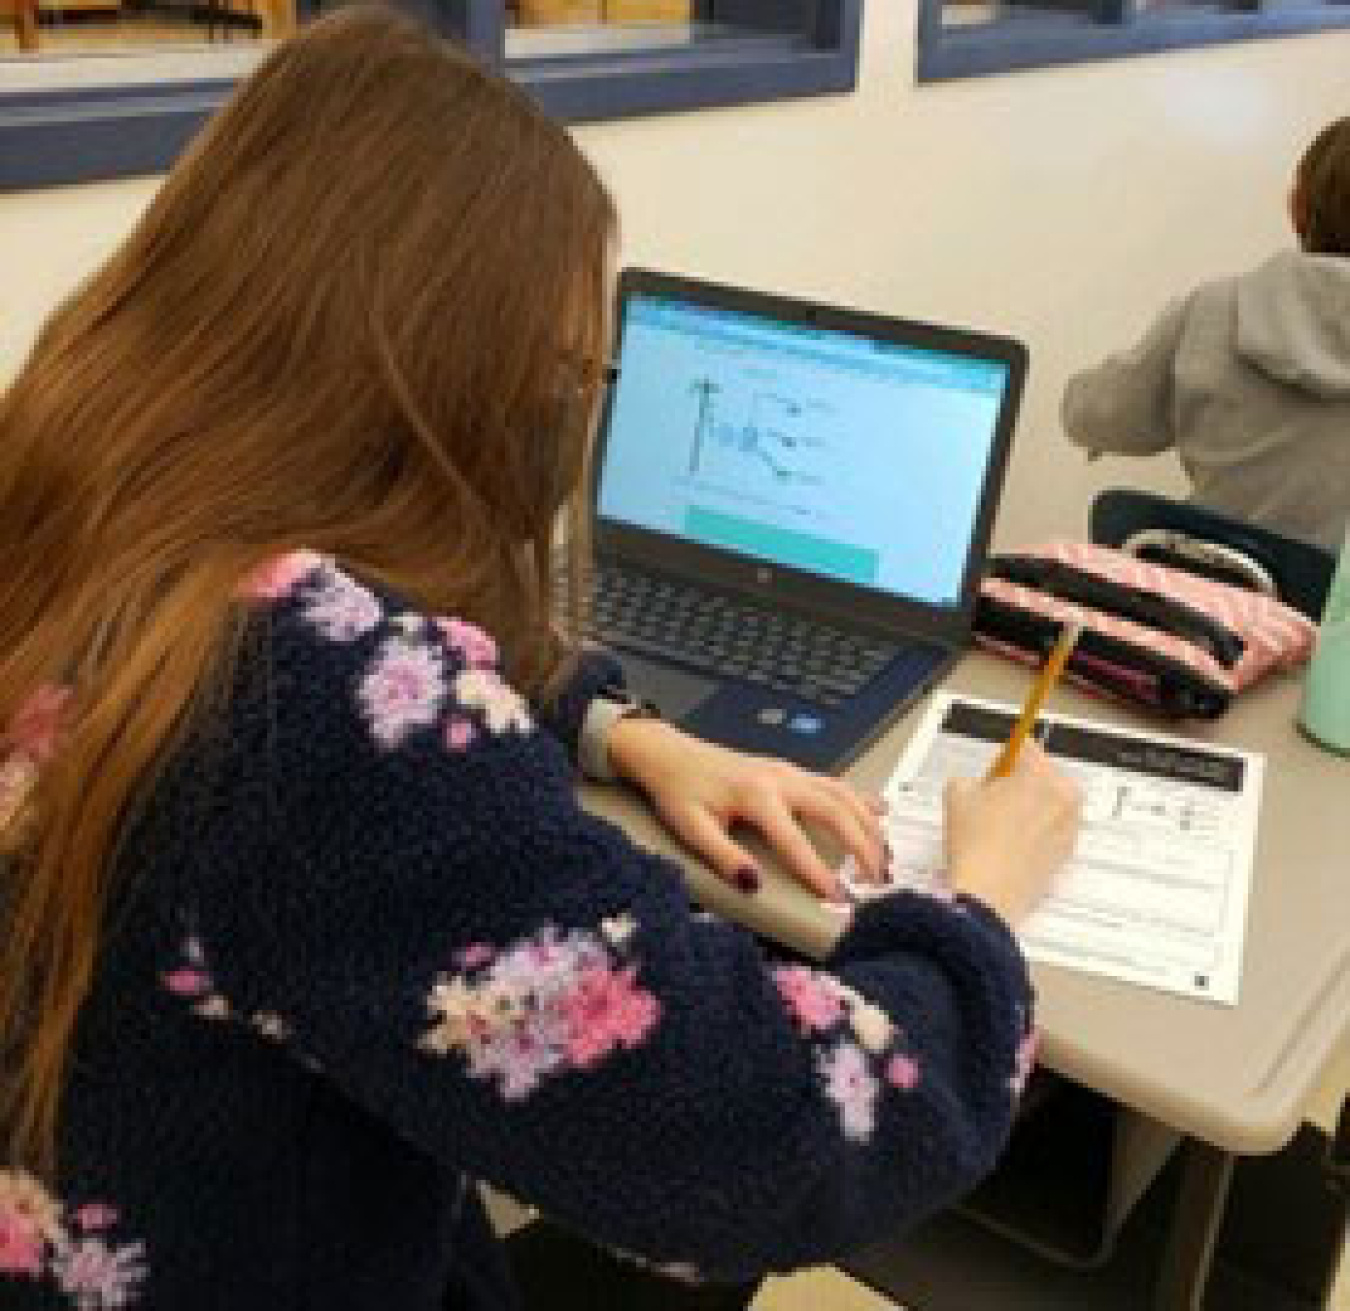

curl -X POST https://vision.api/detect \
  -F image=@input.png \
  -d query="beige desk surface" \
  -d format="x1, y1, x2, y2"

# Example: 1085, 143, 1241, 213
581, 654, 1350, 1157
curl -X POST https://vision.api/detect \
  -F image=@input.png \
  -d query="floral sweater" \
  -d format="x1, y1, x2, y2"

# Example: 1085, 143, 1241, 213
0, 554, 1035, 1311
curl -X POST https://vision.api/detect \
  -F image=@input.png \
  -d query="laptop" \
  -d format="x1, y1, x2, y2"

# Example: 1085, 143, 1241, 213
587, 268, 1027, 771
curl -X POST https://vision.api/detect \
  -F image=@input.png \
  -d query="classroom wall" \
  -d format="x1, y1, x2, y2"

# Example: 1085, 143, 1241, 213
2, 8, 1348, 544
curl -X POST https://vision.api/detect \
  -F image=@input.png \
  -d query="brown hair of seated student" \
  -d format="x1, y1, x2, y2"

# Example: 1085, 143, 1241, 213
0, 4, 616, 1174
1291, 116, 1350, 257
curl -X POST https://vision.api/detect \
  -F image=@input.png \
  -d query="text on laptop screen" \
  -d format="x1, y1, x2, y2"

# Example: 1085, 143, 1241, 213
596, 294, 1010, 607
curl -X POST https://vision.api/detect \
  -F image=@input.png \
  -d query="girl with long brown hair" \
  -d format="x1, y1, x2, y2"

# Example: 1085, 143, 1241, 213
0, 8, 1078, 1309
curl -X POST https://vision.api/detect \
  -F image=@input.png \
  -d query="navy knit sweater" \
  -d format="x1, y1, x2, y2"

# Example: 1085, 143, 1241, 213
1, 554, 1034, 1310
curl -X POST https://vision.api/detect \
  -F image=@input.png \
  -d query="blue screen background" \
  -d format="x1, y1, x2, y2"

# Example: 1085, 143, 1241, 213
596, 295, 1010, 607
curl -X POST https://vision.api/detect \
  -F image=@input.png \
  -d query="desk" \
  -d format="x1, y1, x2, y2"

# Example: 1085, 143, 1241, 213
581, 654, 1350, 1309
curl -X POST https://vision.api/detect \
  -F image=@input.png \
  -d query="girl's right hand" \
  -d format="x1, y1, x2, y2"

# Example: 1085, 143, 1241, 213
942, 742, 1082, 927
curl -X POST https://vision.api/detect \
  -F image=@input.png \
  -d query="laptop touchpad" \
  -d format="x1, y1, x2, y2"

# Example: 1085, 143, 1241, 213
613, 652, 718, 721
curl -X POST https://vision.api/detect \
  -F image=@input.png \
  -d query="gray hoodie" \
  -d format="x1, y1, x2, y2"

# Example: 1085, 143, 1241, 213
1062, 250, 1350, 552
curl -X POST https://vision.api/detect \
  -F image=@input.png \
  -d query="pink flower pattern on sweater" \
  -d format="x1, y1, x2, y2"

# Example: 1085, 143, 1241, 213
434, 618, 498, 670
299, 569, 383, 643
771, 963, 923, 1144
160, 935, 294, 1049
358, 637, 448, 750
816, 1041, 879, 1142
240, 553, 535, 752
418, 924, 661, 1099
0, 1171, 145, 1309
772, 965, 845, 1035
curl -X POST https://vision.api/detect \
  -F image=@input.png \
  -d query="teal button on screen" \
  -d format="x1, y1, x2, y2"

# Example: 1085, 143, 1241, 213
684, 505, 879, 586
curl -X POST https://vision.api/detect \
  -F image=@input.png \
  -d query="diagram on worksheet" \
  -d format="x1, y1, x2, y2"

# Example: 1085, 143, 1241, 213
843, 693, 1264, 1004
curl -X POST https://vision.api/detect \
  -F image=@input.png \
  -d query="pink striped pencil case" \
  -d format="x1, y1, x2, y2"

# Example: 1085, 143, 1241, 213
974, 541, 1316, 719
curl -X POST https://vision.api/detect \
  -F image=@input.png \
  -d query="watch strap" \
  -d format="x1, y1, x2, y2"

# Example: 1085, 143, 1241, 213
578, 693, 660, 782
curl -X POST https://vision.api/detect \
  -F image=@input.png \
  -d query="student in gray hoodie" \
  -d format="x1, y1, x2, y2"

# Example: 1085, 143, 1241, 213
1062, 117, 1350, 552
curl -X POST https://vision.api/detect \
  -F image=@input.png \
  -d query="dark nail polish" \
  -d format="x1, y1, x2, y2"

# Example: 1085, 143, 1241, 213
733, 865, 761, 895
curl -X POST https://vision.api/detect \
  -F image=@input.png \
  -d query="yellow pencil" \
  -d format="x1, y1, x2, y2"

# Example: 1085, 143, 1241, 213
986, 620, 1083, 781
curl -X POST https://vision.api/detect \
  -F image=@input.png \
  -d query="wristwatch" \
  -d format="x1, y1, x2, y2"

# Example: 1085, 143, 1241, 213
579, 690, 661, 783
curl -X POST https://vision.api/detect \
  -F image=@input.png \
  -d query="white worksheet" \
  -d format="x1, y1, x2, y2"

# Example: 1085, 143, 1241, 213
847, 692, 1264, 1005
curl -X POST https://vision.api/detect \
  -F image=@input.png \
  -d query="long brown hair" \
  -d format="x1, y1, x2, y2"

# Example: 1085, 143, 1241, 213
0, 4, 616, 1172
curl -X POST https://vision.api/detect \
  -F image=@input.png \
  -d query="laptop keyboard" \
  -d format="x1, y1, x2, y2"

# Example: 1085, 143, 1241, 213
589, 563, 900, 707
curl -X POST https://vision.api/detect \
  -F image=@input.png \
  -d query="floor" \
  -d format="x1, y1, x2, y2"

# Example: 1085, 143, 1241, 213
756, 1255, 1349, 1310
754, 1268, 898, 1310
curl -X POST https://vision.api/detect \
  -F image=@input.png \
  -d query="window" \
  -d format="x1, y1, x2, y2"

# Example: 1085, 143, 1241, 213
0, 0, 860, 190
918, 0, 1350, 80
501, 1, 861, 122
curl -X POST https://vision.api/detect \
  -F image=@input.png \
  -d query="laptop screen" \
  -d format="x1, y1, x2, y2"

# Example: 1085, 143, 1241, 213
596, 291, 1013, 609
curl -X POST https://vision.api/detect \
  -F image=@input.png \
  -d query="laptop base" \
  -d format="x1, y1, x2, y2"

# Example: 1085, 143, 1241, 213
614, 640, 953, 772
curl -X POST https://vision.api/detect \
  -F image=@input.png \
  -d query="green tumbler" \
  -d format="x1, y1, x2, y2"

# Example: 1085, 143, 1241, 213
1299, 527, 1350, 756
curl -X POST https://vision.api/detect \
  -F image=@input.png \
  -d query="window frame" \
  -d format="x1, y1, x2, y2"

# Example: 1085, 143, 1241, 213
509, 1, 861, 122
917, 0, 1350, 82
0, 0, 860, 192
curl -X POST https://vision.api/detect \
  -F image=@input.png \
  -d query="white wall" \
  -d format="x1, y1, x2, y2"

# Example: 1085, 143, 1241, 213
3, 8, 1348, 544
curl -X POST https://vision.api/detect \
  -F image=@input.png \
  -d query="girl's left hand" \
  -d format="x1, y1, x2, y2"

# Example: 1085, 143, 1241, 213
606, 718, 885, 902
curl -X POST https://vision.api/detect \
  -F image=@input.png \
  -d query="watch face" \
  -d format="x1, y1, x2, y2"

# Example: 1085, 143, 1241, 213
606, 692, 656, 717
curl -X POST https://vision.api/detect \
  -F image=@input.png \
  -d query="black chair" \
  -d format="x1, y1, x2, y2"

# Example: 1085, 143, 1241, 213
1089, 489, 1336, 621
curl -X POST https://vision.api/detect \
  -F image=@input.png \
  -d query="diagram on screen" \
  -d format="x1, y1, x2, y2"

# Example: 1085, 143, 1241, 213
685, 376, 827, 491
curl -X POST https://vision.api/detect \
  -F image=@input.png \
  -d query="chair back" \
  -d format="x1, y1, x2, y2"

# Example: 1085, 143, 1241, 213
1090, 489, 1336, 621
